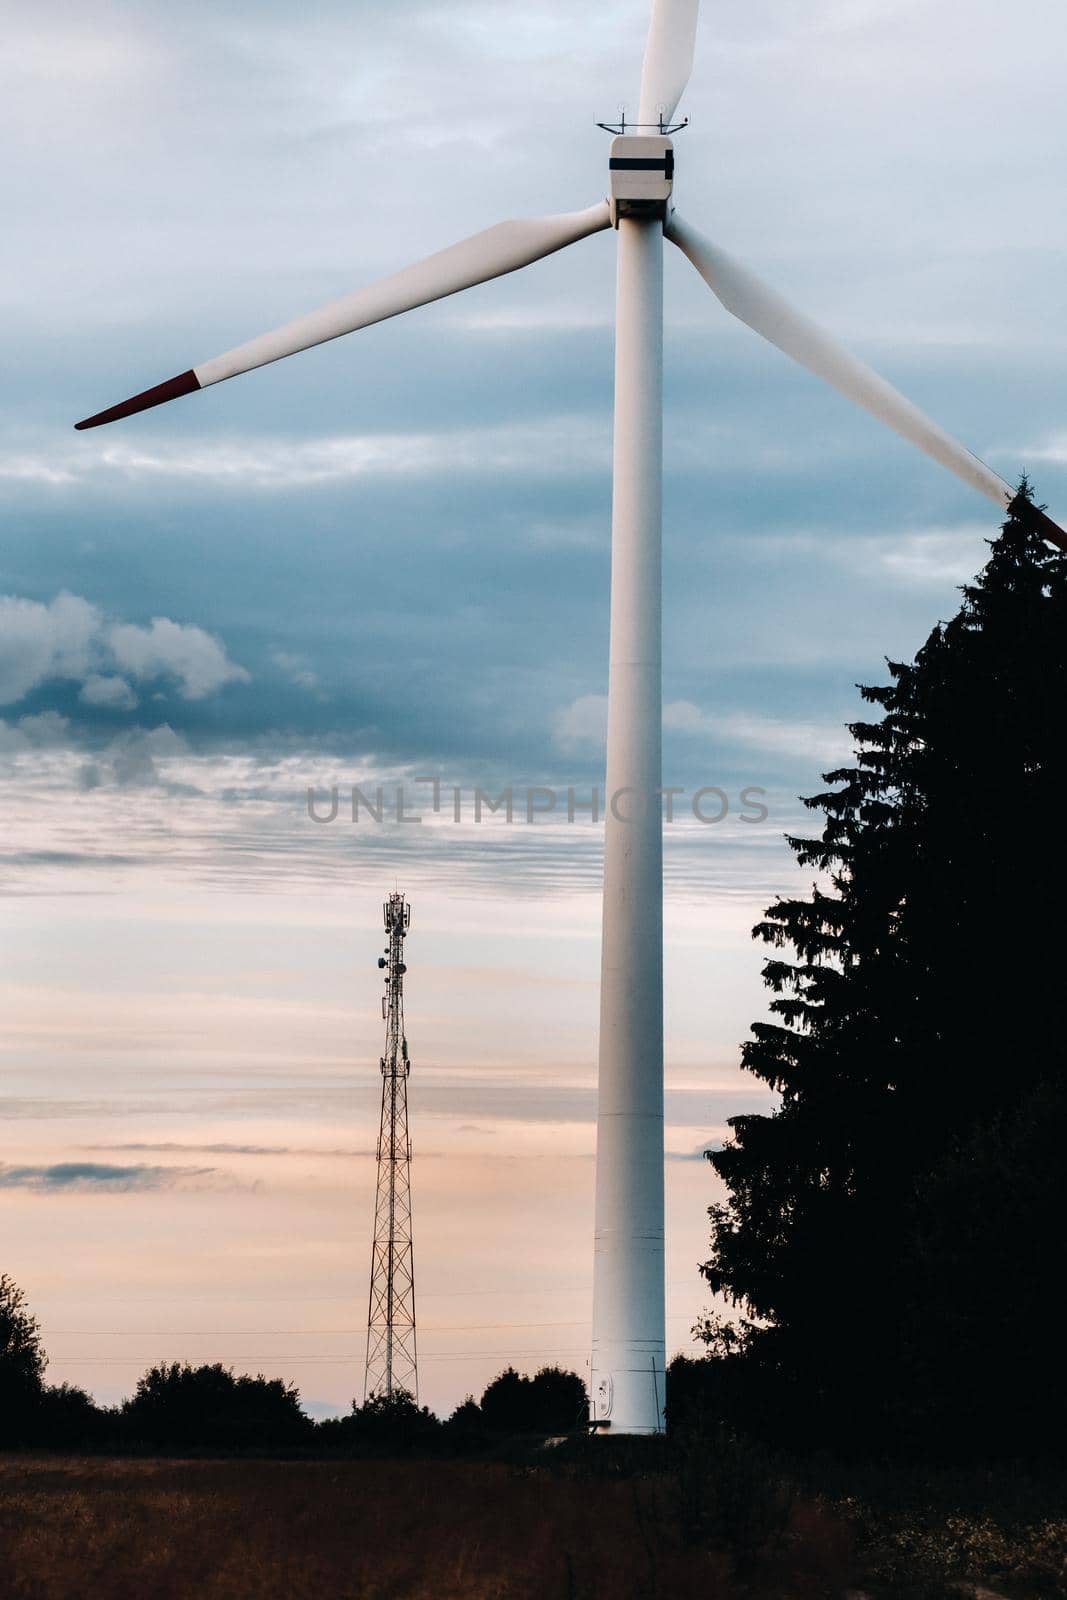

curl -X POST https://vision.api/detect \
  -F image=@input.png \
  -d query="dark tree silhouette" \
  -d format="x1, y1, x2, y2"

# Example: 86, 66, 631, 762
0, 1274, 46, 1445
478, 1365, 587, 1433
122, 1362, 312, 1449
701, 485, 1067, 1459
36, 1382, 109, 1447
478, 1366, 531, 1431
444, 1395, 485, 1445
352, 1389, 439, 1450
527, 1366, 589, 1433
316, 1388, 442, 1455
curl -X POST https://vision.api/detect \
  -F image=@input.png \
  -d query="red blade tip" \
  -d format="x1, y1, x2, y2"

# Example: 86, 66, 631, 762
1021, 503, 1067, 553
75, 369, 201, 430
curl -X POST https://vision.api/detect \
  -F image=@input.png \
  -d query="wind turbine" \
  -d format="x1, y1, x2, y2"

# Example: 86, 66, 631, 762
75, 0, 1065, 1435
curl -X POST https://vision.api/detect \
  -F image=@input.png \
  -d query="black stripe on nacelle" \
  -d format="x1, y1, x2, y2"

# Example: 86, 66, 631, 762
609, 157, 672, 172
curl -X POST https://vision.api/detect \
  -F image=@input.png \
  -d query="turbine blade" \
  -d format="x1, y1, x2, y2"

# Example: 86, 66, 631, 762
664, 211, 1067, 546
75, 201, 613, 430
1027, 507, 1067, 550
638, 0, 700, 127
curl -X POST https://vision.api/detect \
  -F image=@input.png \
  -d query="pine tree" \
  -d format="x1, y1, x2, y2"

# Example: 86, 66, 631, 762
701, 484, 1067, 1458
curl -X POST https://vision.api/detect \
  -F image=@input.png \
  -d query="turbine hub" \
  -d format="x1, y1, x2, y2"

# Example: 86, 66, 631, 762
608, 135, 673, 226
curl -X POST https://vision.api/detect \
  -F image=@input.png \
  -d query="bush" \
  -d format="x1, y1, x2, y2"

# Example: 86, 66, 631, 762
318, 1389, 442, 1457
121, 1363, 312, 1450
35, 1383, 110, 1449
443, 1396, 489, 1452
478, 1366, 587, 1434
1012, 1519, 1067, 1597
670, 1424, 794, 1569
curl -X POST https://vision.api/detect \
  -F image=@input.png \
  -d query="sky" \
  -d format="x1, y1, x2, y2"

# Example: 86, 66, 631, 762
2, 0, 1065, 1419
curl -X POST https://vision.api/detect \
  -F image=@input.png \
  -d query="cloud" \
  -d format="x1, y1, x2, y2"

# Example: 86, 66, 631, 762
271, 650, 318, 690
109, 617, 250, 700
63, 725, 196, 793
3, 419, 610, 493
553, 693, 853, 767
0, 591, 248, 713
79, 673, 138, 710
1017, 433, 1067, 464
0, 593, 99, 704
875, 527, 995, 587
553, 693, 608, 753
107, 724, 194, 789
0, 1100, 128, 1122
0, 1161, 218, 1193
0, 730, 799, 904
0, 711, 72, 752
86, 1141, 372, 1157
664, 701, 854, 766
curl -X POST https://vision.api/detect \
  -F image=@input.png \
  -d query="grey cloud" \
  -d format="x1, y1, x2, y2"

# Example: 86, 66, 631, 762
0, 588, 249, 718
109, 617, 251, 700
0, 594, 99, 704
0, 1080, 772, 1136
3, 420, 609, 494
0, 1161, 217, 1193
107, 725, 194, 790
0, 711, 72, 752
0, 746, 803, 902
0, 1100, 140, 1121
81, 1140, 556, 1162
21, 721, 206, 795
171, 1081, 773, 1130
0, 849, 138, 868
271, 651, 318, 690
86, 1142, 374, 1157
554, 694, 607, 754
79, 674, 138, 710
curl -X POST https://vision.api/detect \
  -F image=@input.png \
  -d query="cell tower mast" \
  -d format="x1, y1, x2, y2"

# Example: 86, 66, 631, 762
364, 891, 417, 1401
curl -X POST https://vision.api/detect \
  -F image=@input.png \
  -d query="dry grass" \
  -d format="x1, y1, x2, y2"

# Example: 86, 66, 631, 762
0, 1454, 852, 1600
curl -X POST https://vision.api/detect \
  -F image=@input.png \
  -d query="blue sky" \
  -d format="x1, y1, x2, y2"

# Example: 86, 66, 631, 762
2, 0, 1065, 1415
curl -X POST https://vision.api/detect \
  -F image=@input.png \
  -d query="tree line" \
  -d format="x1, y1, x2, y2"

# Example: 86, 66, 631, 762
0, 1273, 587, 1452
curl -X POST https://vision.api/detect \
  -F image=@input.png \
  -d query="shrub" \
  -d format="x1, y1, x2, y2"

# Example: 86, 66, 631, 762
121, 1362, 312, 1450
36, 1383, 110, 1448
320, 1388, 442, 1456
478, 1366, 588, 1434
670, 1425, 793, 1569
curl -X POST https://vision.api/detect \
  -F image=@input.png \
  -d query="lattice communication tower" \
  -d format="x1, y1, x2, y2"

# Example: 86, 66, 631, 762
364, 892, 417, 1401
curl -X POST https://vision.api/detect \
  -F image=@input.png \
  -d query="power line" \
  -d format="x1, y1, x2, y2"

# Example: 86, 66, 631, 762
50, 1349, 596, 1365
34, 1280, 704, 1305
48, 1321, 585, 1335
46, 1314, 698, 1335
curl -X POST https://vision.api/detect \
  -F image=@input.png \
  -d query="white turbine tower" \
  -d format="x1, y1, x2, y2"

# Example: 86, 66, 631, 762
76, 0, 1065, 1435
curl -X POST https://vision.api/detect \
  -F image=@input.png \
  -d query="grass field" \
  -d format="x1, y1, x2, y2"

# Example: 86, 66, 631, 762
5, 1452, 1066, 1598
0, 1454, 852, 1600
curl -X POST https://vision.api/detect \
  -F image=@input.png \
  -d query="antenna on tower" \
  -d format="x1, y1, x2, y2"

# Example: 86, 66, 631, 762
364, 891, 418, 1402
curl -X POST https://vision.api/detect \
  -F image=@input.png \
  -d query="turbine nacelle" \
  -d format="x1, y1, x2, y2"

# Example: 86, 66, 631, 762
608, 135, 674, 226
